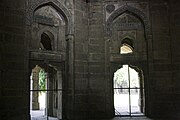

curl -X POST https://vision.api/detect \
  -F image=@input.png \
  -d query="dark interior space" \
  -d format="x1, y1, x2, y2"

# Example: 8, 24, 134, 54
1, 0, 180, 120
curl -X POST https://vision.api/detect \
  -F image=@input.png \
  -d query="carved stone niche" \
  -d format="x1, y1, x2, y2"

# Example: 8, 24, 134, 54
30, 5, 67, 52
112, 13, 143, 30
34, 5, 65, 27
106, 5, 150, 38
108, 9, 147, 55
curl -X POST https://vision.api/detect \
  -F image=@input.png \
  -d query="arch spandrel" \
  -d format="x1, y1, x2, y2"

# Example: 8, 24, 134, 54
26, 0, 73, 35
106, 5, 150, 39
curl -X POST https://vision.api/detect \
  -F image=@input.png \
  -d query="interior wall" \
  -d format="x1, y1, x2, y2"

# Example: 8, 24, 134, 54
0, 1, 3, 116
87, 1, 106, 119
1, 0, 29, 120
149, 0, 174, 118
73, 0, 89, 119
1, 0, 180, 119
171, 0, 180, 118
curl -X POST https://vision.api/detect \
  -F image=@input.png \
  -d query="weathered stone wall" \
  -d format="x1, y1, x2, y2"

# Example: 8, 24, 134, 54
87, 1, 106, 119
1, 0, 29, 120
149, 0, 173, 118
74, 0, 89, 119
80, 0, 179, 119
170, 0, 180, 118
0, 1, 3, 119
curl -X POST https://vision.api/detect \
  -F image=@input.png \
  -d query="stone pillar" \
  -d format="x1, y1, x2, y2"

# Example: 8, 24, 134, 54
32, 65, 41, 110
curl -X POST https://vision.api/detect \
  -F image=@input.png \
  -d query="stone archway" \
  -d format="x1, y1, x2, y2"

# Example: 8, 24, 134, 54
113, 64, 145, 116
29, 60, 65, 120
26, 1, 75, 119
105, 5, 152, 117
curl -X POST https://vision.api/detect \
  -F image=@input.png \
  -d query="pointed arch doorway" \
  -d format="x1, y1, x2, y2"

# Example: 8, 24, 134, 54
113, 64, 145, 116
29, 61, 65, 120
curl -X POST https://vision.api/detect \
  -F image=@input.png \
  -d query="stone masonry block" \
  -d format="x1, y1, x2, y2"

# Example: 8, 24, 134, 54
89, 53, 104, 62
89, 44, 104, 53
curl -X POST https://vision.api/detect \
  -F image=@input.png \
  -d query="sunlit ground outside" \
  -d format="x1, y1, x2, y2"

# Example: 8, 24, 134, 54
31, 92, 46, 117
114, 65, 144, 116
30, 93, 59, 120
114, 93, 143, 116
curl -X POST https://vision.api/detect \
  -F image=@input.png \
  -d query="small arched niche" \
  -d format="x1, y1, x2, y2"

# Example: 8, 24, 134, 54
40, 31, 54, 50
120, 38, 134, 54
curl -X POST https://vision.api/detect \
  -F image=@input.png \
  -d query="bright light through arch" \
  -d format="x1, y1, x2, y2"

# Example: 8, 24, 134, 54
120, 43, 133, 54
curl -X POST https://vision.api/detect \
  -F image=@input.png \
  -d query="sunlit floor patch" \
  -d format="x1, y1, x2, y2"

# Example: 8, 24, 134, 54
31, 110, 58, 120
114, 94, 143, 116
31, 115, 58, 120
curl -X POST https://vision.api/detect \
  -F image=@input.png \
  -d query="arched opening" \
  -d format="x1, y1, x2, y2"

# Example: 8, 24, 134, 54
113, 65, 145, 116
31, 5, 67, 51
107, 9, 148, 117
30, 64, 62, 120
120, 44, 133, 54
40, 32, 53, 50
120, 38, 134, 54
28, 1, 73, 119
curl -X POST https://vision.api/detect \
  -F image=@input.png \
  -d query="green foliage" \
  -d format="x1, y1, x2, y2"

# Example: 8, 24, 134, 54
39, 69, 46, 92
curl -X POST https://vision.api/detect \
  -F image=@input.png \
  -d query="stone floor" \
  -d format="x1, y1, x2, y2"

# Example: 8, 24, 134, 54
31, 116, 58, 120
30, 117, 161, 120
90, 117, 161, 120
31, 116, 173, 120
105, 117, 152, 120
98, 116, 178, 120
